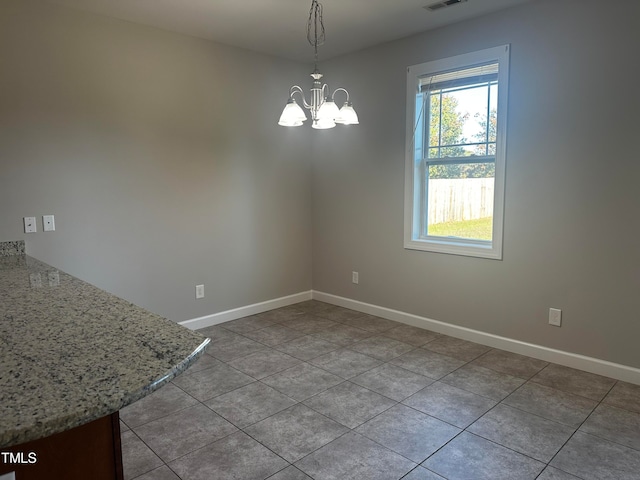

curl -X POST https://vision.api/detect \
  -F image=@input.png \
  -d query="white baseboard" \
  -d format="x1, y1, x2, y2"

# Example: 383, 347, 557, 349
313, 290, 640, 385
179, 288, 639, 385
179, 290, 313, 330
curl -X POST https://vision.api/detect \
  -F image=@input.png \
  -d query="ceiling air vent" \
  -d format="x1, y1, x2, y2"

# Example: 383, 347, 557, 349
424, 0, 468, 12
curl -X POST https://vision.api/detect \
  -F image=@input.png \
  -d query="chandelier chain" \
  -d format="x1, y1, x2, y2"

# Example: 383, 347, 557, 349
306, 0, 325, 69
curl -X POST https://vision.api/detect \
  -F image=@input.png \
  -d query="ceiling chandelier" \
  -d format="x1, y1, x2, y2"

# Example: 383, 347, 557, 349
278, 0, 359, 129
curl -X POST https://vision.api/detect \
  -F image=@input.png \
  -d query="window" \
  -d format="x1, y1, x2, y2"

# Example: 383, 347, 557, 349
404, 45, 509, 259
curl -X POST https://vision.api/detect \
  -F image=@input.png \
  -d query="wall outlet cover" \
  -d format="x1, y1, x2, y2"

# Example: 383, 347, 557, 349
549, 308, 562, 327
24, 216, 37, 233
43, 214, 55, 231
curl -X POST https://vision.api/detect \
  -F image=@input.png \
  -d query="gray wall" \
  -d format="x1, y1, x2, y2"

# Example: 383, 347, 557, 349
0, 0, 313, 322
2, 0, 639, 369
312, 0, 640, 368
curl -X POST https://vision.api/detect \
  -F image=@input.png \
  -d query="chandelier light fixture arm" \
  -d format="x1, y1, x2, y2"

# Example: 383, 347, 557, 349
331, 87, 350, 103
278, 0, 359, 130
288, 85, 308, 108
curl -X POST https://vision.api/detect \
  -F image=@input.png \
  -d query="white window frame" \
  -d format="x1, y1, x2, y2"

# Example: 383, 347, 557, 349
404, 45, 510, 259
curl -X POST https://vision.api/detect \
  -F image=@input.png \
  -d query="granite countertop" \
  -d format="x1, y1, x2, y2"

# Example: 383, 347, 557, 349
0, 241, 210, 448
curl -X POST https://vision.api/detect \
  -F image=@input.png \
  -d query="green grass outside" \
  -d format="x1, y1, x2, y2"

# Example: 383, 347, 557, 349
428, 216, 493, 240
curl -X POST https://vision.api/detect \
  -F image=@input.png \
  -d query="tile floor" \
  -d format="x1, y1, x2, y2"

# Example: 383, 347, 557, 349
119, 300, 640, 480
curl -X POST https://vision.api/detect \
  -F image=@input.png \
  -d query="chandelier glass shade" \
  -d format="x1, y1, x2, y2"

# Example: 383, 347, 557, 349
278, 0, 358, 129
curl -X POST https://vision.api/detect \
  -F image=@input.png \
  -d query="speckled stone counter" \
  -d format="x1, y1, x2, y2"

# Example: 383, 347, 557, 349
0, 241, 210, 448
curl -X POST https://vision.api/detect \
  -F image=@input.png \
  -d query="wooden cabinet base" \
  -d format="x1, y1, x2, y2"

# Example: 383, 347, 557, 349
0, 412, 123, 480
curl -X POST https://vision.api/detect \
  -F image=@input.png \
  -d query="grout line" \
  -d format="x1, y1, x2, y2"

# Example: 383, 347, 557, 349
548, 379, 640, 454
125, 302, 635, 480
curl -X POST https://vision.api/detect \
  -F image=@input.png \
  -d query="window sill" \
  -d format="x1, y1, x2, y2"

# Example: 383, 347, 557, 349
404, 237, 502, 260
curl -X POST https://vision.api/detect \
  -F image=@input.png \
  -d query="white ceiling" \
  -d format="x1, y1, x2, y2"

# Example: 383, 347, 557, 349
46, 0, 532, 62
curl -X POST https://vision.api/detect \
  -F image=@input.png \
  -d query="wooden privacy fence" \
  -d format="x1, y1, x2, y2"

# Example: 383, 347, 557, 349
427, 178, 494, 224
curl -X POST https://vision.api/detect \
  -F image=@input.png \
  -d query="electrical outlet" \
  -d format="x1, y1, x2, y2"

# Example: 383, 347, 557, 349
24, 217, 37, 233
195, 284, 204, 299
43, 215, 55, 231
549, 308, 562, 327
352, 271, 359, 284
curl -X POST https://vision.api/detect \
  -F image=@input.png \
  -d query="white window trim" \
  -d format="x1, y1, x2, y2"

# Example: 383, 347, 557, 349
404, 44, 510, 260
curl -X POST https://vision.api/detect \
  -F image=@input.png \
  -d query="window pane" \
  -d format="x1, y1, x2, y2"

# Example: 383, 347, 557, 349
428, 95, 440, 148
414, 94, 424, 162
426, 164, 494, 241
488, 84, 498, 143
426, 81, 497, 159
435, 91, 468, 154
428, 162, 495, 179
441, 87, 486, 150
